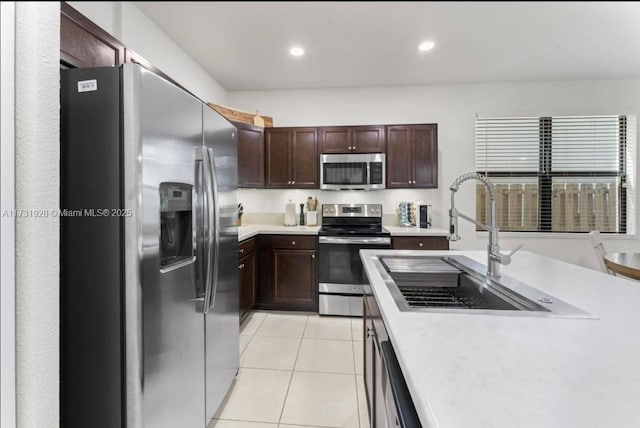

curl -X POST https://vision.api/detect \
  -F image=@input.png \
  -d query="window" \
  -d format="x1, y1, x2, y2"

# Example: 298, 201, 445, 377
476, 115, 636, 234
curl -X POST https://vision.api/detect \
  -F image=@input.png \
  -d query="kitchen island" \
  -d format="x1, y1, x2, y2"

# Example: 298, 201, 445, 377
360, 249, 640, 428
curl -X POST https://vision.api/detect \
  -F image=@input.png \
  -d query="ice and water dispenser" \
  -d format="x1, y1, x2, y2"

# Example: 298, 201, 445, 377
159, 183, 193, 269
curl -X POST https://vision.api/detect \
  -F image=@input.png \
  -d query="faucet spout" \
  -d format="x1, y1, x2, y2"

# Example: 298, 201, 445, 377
448, 172, 520, 278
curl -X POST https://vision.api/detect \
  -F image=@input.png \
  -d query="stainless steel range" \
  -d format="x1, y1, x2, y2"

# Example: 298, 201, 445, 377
318, 204, 391, 316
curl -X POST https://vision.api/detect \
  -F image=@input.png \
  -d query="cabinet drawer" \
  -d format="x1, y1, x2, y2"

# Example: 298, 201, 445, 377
391, 236, 449, 250
271, 235, 316, 250
238, 237, 256, 256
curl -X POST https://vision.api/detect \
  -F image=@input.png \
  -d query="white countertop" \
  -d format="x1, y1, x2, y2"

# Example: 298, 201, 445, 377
360, 249, 640, 428
238, 224, 448, 241
383, 226, 449, 236
238, 224, 320, 241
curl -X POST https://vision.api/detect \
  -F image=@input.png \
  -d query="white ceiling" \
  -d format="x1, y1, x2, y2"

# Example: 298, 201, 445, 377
135, 1, 640, 91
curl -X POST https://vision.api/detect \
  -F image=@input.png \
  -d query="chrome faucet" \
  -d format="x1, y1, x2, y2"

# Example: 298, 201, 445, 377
448, 172, 522, 278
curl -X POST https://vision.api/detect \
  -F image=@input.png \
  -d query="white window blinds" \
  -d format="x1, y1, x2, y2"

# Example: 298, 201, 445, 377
476, 117, 539, 172
475, 115, 636, 234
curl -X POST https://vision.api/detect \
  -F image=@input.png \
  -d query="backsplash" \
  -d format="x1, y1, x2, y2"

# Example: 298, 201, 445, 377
238, 188, 443, 226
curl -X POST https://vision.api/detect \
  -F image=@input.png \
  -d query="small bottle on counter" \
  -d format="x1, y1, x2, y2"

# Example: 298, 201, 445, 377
299, 203, 305, 225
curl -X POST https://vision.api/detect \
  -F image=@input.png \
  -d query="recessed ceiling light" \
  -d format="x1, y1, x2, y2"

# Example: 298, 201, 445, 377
289, 47, 305, 57
418, 41, 436, 52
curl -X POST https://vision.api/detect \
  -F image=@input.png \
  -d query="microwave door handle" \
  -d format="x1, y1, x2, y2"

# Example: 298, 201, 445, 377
206, 147, 221, 311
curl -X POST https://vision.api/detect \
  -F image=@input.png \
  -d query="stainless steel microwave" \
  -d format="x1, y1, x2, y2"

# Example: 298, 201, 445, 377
320, 153, 386, 190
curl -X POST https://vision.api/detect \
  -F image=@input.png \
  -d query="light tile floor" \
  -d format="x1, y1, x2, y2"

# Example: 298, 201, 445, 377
209, 311, 369, 428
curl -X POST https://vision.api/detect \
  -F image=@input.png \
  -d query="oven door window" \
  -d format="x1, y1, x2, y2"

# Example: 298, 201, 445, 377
319, 242, 388, 285
323, 162, 367, 185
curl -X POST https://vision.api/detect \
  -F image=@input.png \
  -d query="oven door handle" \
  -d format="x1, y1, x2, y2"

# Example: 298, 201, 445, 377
319, 236, 391, 245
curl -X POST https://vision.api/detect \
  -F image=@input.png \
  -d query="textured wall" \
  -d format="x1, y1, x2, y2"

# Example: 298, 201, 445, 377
15, 2, 60, 427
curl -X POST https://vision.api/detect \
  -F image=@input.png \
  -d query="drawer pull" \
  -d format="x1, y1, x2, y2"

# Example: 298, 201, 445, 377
311, 254, 315, 259
239, 248, 244, 254
292, 240, 296, 245
418, 242, 423, 247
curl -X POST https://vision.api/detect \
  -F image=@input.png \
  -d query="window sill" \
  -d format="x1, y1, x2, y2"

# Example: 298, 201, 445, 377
475, 231, 637, 240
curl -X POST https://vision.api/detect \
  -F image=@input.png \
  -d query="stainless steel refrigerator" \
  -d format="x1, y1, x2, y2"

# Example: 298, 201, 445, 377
61, 64, 239, 428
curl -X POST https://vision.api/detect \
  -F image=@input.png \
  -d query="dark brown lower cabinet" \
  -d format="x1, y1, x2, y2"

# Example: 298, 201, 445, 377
238, 238, 257, 323
255, 235, 318, 312
273, 249, 316, 305
391, 236, 450, 250
364, 285, 389, 428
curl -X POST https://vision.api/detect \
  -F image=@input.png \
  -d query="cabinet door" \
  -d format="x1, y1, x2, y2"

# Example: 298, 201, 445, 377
265, 128, 292, 187
321, 127, 351, 153
412, 124, 438, 188
386, 126, 412, 188
237, 125, 265, 188
291, 128, 319, 188
239, 252, 256, 321
60, 2, 124, 68
272, 249, 316, 305
352, 126, 385, 153
364, 302, 375, 424
373, 335, 388, 428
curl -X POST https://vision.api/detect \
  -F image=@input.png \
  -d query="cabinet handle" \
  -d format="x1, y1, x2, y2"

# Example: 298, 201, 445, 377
366, 327, 375, 338
238, 263, 244, 269
418, 242, 423, 247
239, 248, 244, 254
311, 254, 315, 259
292, 180, 295, 184
292, 240, 296, 245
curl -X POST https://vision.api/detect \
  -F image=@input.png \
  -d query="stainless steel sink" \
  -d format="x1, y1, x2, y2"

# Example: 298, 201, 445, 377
375, 255, 594, 318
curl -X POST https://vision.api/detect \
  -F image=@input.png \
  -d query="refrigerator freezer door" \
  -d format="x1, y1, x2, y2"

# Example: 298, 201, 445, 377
124, 64, 206, 428
202, 105, 240, 422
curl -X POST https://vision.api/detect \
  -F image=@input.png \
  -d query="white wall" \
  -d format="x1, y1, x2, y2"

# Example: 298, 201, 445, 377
68, 1, 227, 104
14, 2, 60, 427
228, 79, 640, 269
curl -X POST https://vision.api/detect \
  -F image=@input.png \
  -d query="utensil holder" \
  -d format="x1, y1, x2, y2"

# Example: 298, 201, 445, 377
306, 211, 317, 226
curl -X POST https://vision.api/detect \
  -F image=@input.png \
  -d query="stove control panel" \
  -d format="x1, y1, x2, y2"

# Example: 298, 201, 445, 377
322, 204, 383, 218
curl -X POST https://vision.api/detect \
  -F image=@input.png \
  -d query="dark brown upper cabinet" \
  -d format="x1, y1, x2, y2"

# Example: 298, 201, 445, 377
60, 2, 124, 68
61, 3, 194, 98
265, 127, 319, 188
235, 122, 265, 188
320, 126, 385, 154
386, 124, 438, 188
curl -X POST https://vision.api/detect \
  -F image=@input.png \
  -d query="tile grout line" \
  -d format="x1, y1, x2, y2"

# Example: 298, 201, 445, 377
277, 313, 309, 426
239, 312, 267, 357
352, 327, 362, 428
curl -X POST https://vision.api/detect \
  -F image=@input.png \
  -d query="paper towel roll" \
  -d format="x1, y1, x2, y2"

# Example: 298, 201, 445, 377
284, 200, 297, 226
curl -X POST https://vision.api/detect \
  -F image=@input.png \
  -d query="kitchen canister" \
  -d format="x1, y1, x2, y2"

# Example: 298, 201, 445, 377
284, 200, 297, 226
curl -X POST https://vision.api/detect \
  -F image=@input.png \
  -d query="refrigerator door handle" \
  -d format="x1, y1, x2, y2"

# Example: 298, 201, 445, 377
206, 147, 221, 310
201, 147, 215, 314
